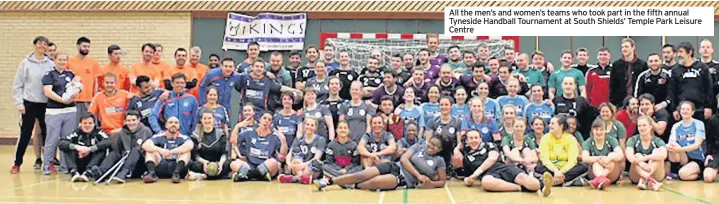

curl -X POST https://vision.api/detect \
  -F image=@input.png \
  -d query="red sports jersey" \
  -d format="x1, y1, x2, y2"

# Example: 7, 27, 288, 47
585, 64, 612, 107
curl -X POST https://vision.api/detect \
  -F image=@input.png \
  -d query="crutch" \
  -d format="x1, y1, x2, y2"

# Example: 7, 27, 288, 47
104, 159, 126, 185
93, 153, 129, 185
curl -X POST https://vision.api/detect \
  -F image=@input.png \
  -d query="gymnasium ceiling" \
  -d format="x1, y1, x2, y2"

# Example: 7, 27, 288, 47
0, 1, 718, 15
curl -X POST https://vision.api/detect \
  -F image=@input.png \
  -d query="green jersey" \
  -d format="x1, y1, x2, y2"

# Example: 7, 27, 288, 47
524, 132, 541, 147
626, 135, 666, 155
582, 137, 620, 156
572, 132, 584, 144
502, 136, 538, 150
589, 121, 627, 140
515, 68, 545, 87
548, 68, 585, 96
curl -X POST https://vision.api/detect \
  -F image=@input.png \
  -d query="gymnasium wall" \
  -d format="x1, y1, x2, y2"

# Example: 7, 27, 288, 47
0, 11, 192, 139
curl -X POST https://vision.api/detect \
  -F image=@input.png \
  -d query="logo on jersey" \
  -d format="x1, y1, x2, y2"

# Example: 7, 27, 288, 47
658, 78, 666, 84
348, 108, 354, 116
426, 159, 435, 166
481, 127, 489, 134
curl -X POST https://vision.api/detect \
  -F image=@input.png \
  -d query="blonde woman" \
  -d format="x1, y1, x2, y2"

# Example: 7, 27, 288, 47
625, 116, 667, 191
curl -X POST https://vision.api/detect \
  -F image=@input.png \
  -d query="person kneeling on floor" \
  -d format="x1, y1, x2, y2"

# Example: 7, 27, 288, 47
93, 110, 153, 183
141, 117, 194, 184
59, 113, 112, 182
457, 130, 552, 196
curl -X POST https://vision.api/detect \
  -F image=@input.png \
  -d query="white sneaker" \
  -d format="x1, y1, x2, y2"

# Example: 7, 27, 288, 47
637, 178, 647, 190
186, 171, 205, 181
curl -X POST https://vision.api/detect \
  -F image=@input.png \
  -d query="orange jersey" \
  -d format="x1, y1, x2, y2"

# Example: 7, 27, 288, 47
67, 55, 103, 102
129, 62, 161, 94
188, 63, 210, 99
101, 63, 130, 91
154, 60, 172, 89
88, 90, 131, 133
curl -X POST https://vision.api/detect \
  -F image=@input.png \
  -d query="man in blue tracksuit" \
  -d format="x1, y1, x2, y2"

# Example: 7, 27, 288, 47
150, 73, 198, 135
199, 57, 242, 110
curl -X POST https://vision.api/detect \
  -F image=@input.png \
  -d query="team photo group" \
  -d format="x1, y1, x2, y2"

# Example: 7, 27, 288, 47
10, 33, 719, 197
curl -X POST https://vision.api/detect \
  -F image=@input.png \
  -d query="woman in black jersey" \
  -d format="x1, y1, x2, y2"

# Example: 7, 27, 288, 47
552, 76, 595, 137
186, 110, 231, 180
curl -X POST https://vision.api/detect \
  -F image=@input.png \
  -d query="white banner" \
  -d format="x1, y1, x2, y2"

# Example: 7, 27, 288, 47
444, 7, 715, 36
223, 12, 307, 51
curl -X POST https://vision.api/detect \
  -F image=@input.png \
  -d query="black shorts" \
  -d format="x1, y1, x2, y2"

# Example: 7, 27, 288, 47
485, 164, 524, 182
156, 160, 186, 178
188, 160, 232, 179
689, 158, 706, 171
707, 153, 719, 169
375, 162, 407, 188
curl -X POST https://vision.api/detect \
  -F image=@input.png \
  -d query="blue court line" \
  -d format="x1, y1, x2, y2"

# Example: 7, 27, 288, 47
662, 187, 713, 204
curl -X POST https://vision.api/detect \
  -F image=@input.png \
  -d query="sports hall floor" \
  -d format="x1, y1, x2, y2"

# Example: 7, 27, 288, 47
0, 146, 716, 204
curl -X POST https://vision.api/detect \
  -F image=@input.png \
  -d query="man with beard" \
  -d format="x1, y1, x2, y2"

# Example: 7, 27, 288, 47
446, 45, 465, 73
460, 62, 492, 97
457, 50, 476, 76
372, 70, 405, 107
129, 43, 162, 94
638, 94, 670, 140
296, 45, 320, 90
585, 47, 613, 107
150, 73, 199, 135
234, 59, 302, 118
490, 64, 529, 98
67, 37, 102, 120
102, 45, 130, 91
668, 42, 714, 121
128, 76, 164, 132
359, 57, 384, 97
142, 117, 194, 183
662, 44, 677, 70
699, 39, 719, 111
187, 47, 210, 100
236, 42, 267, 74
200, 57, 242, 110
329, 50, 359, 100
436, 64, 460, 98
549, 50, 586, 100
634, 53, 671, 110
88, 73, 134, 134
163, 48, 198, 92
286, 50, 302, 87
609, 38, 649, 107
403, 52, 415, 73
208, 54, 221, 69
92, 111, 153, 183
370, 49, 386, 68
390, 53, 411, 86
59, 114, 112, 182
323, 44, 340, 72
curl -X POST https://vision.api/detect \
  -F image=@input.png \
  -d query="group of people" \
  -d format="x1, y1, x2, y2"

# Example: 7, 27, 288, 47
10, 34, 719, 196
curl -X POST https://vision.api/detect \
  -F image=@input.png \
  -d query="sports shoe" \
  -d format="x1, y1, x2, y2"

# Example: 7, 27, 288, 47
70, 171, 82, 182
33, 158, 42, 169
232, 172, 248, 182
89, 166, 102, 181
648, 178, 663, 191
541, 172, 553, 197
587, 177, 601, 189
52, 158, 60, 166
598, 176, 611, 190
563, 176, 586, 187
637, 178, 647, 190
42, 165, 55, 175
79, 171, 91, 182
58, 166, 69, 174
186, 171, 205, 181
300, 175, 312, 184
143, 172, 158, 183
264, 172, 272, 182
171, 173, 181, 184
313, 179, 328, 191
666, 173, 679, 180
278, 174, 294, 183
9, 166, 20, 174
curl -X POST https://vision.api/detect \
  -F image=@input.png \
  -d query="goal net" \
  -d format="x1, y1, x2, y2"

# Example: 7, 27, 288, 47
319, 33, 520, 70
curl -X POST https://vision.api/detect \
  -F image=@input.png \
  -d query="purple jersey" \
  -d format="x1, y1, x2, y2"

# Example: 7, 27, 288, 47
371, 85, 405, 106
437, 78, 460, 99
459, 75, 491, 97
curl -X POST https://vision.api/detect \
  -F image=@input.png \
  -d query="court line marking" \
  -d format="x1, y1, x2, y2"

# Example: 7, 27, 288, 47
444, 184, 457, 204
377, 191, 385, 204
0, 178, 59, 193
662, 187, 712, 204
402, 188, 408, 204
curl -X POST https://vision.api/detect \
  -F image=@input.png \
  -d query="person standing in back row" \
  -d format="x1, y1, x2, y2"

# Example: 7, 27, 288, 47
609, 38, 648, 107
67, 37, 103, 122
10, 36, 55, 174
668, 42, 714, 121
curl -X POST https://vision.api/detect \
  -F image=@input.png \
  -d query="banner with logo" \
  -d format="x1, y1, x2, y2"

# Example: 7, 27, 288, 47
222, 12, 307, 51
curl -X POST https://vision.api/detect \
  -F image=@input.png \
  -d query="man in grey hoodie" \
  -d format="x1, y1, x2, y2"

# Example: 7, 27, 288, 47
10, 36, 56, 174
91, 111, 152, 183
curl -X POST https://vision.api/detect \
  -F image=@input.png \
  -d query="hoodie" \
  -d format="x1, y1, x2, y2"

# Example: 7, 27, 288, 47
59, 127, 112, 153
609, 54, 648, 107
12, 52, 55, 109
116, 124, 153, 153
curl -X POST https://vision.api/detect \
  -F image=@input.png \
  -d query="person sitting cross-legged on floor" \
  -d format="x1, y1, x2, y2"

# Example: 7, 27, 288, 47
141, 117, 194, 184
59, 113, 112, 182
581, 118, 625, 190
534, 115, 589, 187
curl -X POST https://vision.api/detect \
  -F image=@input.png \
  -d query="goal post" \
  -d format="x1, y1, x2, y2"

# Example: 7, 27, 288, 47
319, 32, 520, 69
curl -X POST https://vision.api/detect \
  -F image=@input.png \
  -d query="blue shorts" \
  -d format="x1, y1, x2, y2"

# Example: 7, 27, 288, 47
156, 160, 186, 178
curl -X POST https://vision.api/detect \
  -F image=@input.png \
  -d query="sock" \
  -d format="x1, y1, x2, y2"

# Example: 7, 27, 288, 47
145, 161, 156, 174
237, 165, 250, 175
257, 163, 270, 175
175, 161, 186, 174
327, 178, 334, 185
670, 162, 680, 174
539, 180, 545, 191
